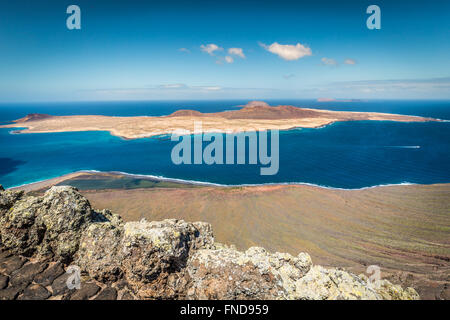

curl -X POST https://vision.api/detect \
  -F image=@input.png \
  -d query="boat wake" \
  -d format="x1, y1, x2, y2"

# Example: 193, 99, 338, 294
385, 145, 421, 149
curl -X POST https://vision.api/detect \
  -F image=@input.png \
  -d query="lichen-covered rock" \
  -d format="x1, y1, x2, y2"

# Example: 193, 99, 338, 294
74, 217, 214, 298
34, 186, 94, 262
185, 247, 313, 300
75, 210, 124, 281
0, 186, 93, 262
92, 208, 123, 227
375, 279, 420, 300
119, 219, 214, 298
293, 266, 419, 300
120, 219, 214, 284
0, 187, 27, 249
191, 222, 215, 250
294, 266, 381, 300
0, 188, 23, 214
186, 248, 285, 299
0, 196, 45, 256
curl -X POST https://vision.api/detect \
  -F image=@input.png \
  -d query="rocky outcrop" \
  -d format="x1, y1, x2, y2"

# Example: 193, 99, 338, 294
0, 186, 420, 300
0, 186, 93, 262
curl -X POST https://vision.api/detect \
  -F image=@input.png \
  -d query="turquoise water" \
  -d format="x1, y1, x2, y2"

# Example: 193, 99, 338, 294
1, 100, 449, 189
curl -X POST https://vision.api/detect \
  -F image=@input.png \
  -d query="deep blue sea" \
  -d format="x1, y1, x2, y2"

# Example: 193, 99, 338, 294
1, 99, 449, 189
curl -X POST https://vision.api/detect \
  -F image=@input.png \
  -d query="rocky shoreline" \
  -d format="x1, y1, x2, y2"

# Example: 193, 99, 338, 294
0, 185, 419, 300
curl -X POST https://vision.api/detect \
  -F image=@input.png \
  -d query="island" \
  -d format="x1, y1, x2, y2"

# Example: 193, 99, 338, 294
0, 102, 439, 139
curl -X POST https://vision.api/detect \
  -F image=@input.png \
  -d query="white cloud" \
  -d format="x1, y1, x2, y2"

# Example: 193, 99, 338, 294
329, 77, 450, 94
283, 73, 295, 79
344, 58, 356, 65
225, 56, 234, 64
196, 86, 222, 91
179, 48, 190, 53
158, 84, 222, 91
321, 57, 338, 66
78, 77, 450, 101
159, 83, 187, 89
228, 48, 245, 58
200, 43, 223, 56
215, 56, 235, 64
261, 42, 312, 61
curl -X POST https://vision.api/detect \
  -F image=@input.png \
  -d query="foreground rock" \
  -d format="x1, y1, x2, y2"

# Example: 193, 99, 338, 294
0, 186, 420, 300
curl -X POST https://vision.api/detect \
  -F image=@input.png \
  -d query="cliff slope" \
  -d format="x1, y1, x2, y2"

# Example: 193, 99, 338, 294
0, 185, 419, 300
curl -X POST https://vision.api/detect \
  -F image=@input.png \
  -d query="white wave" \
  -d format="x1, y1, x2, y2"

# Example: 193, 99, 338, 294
109, 171, 223, 187
96, 171, 421, 190
98, 172, 419, 191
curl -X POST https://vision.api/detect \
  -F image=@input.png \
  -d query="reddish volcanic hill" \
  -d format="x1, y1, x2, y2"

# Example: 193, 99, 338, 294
167, 110, 205, 117
218, 105, 323, 120
14, 113, 53, 123
168, 104, 323, 120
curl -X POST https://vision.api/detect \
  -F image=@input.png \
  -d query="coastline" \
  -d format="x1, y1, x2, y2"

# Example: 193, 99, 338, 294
6, 169, 426, 192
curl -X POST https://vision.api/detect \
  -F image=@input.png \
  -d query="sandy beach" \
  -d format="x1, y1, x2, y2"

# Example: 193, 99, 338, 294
7, 171, 93, 192
0, 104, 438, 139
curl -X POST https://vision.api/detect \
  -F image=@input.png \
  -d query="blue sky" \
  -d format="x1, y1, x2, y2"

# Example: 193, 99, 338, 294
0, 0, 449, 102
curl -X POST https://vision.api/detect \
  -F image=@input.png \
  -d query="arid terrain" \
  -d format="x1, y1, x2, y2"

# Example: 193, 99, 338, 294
16, 171, 450, 299
0, 103, 438, 139
0, 185, 422, 300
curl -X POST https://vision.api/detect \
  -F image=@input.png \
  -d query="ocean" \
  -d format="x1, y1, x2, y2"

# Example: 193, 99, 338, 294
1, 99, 449, 189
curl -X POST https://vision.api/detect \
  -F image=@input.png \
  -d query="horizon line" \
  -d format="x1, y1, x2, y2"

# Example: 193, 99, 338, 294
1, 97, 450, 105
